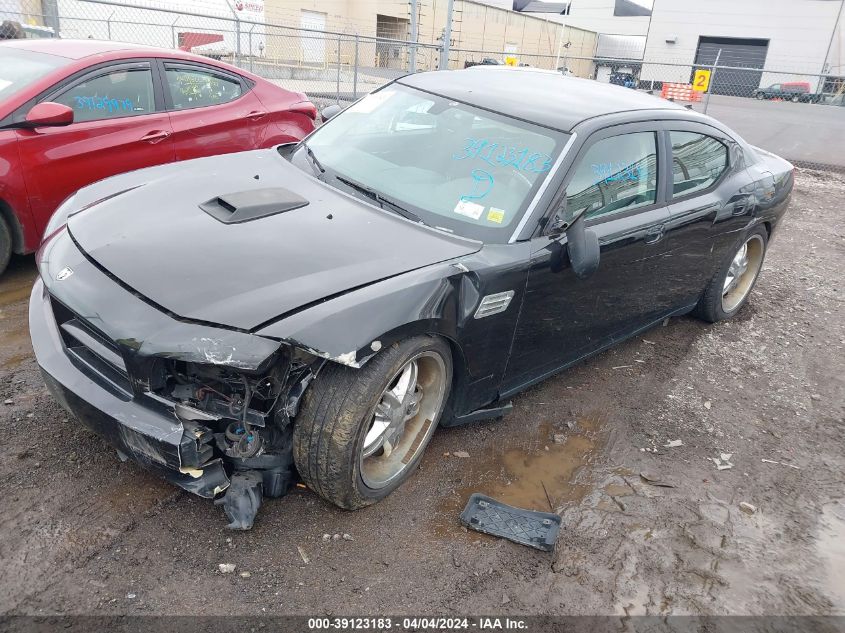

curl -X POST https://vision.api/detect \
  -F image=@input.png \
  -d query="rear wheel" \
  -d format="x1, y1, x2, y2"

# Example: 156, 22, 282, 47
791, 94, 800, 103
693, 227, 768, 323
293, 335, 451, 509
0, 215, 12, 277
755, 92, 765, 100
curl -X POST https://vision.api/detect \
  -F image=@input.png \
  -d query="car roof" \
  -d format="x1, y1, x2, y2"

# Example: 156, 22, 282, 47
0, 38, 168, 59
397, 67, 687, 132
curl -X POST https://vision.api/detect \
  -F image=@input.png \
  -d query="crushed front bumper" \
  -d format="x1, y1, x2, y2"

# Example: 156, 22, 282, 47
30, 277, 231, 497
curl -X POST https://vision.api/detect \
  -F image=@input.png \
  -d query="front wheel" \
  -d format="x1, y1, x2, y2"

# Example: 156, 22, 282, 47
693, 227, 768, 323
293, 335, 451, 509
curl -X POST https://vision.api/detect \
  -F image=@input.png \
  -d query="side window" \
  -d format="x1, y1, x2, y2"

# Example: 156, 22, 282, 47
670, 131, 728, 197
565, 131, 658, 222
165, 66, 243, 110
53, 66, 155, 123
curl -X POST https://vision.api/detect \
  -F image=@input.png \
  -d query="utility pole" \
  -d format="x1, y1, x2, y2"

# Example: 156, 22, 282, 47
441, 0, 454, 70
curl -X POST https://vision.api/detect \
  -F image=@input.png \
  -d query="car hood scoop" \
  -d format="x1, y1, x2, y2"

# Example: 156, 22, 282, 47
67, 150, 481, 331
200, 187, 309, 224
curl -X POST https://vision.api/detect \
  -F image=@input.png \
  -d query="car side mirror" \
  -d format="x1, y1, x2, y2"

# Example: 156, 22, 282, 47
321, 104, 342, 122
565, 211, 600, 279
23, 102, 74, 128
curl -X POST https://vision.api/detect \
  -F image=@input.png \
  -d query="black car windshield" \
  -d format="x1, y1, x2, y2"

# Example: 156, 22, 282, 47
0, 48, 70, 102
301, 84, 569, 242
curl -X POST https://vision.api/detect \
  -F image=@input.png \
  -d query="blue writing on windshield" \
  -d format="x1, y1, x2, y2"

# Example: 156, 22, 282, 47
460, 169, 495, 202
453, 137, 553, 174
591, 162, 643, 184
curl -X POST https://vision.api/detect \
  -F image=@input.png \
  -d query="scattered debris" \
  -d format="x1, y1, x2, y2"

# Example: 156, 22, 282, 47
322, 533, 331, 542
612, 365, 634, 370
126, 593, 136, 599
342, 533, 353, 541
553, 433, 567, 444
3, 398, 12, 405
640, 471, 676, 488
452, 451, 470, 458
712, 453, 734, 470
704, 401, 712, 410
459, 493, 561, 551
663, 439, 684, 448
297, 546, 310, 565
218, 563, 236, 574
332, 534, 340, 541
642, 339, 655, 345
761, 458, 801, 470
739, 502, 757, 515
810, 393, 821, 401
502, 594, 511, 605
239, 571, 251, 578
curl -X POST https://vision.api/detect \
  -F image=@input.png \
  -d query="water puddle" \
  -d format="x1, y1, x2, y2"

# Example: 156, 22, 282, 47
433, 412, 606, 537
816, 501, 845, 610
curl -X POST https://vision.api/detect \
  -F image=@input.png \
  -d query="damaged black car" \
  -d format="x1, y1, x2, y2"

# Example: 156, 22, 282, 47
30, 67, 793, 528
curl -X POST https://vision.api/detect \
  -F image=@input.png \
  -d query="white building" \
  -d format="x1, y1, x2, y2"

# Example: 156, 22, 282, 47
642, 0, 843, 94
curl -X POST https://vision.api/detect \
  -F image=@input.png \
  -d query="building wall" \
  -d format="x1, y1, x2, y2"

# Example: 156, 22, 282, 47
641, 0, 843, 88
262, 0, 597, 75
544, 0, 651, 37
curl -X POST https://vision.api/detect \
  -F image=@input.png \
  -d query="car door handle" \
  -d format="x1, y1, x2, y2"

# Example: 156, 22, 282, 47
246, 110, 267, 121
140, 130, 171, 144
644, 224, 666, 244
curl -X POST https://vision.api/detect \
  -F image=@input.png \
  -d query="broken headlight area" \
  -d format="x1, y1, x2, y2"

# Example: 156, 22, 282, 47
152, 348, 321, 529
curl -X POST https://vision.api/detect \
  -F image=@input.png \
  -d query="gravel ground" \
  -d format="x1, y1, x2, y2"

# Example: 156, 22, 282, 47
0, 169, 842, 616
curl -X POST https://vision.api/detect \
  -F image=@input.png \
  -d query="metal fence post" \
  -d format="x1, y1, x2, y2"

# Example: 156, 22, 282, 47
248, 25, 255, 72
170, 16, 179, 49
353, 34, 359, 100
235, 16, 242, 65
441, 0, 454, 70
336, 35, 342, 104
703, 48, 721, 114
410, 0, 418, 73
106, 11, 113, 40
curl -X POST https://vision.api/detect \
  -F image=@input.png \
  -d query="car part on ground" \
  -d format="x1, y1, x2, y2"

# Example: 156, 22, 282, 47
460, 493, 562, 551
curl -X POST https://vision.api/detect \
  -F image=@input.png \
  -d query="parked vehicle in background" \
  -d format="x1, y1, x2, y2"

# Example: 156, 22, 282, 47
0, 39, 316, 275
753, 81, 823, 103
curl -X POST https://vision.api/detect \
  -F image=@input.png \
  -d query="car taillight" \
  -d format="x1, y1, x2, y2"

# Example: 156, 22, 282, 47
289, 101, 318, 121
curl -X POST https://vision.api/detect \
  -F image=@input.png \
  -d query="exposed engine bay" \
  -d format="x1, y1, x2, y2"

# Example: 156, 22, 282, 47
153, 350, 323, 529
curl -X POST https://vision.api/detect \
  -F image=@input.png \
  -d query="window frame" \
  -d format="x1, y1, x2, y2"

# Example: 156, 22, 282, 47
661, 120, 739, 204
44, 60, 163, 123
541, 120, 668, 235
157, 59, 252, 112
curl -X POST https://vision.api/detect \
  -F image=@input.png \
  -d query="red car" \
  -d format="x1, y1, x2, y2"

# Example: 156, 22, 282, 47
0, 39, 317, 275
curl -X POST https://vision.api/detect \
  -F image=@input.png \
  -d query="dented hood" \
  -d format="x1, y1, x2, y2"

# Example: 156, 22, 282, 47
67, 150, 481, 331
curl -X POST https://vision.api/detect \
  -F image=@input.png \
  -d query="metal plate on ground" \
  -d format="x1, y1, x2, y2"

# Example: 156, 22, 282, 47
459, 493, 561, 551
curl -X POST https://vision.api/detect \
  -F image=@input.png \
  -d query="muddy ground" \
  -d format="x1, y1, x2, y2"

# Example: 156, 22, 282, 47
0, 170, 843, 617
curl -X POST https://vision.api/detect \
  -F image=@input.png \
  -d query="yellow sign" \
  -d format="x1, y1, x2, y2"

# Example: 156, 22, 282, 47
504, 56, 519, 67
693, 69, 711, 92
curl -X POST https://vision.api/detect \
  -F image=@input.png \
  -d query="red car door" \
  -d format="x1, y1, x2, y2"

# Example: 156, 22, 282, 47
159, 60, 268, 161
15, 60, 174, 233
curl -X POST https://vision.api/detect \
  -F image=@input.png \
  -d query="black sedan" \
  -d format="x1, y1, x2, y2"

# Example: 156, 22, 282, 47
31, 67, 793, 528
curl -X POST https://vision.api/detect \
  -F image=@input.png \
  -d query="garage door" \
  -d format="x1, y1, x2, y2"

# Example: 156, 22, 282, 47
300, 10, 327, 65
694, 37, 769, 97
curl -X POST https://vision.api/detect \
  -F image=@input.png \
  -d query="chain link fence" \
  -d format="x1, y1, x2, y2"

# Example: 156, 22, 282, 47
1, 0, 842, 170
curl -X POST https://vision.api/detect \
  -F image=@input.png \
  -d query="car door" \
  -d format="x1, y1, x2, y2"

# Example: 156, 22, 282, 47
14, 60, 173, 233
158, 60, 267, 161
654, 123, 757, 313
502, 123, 672, 393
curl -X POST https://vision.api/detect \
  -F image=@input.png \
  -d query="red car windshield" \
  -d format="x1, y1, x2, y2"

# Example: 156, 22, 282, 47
0, 48, 70, 101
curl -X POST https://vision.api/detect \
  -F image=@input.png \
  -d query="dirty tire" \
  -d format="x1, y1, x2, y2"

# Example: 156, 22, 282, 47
293, 335, 452, 510
693, 225, 768, 323
0, 215, 12, 277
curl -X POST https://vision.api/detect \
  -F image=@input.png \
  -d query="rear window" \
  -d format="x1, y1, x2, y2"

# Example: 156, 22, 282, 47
0, 48, 69, 101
